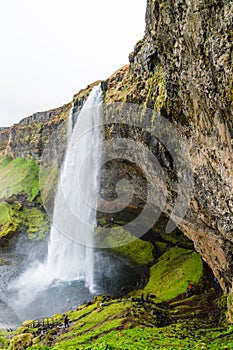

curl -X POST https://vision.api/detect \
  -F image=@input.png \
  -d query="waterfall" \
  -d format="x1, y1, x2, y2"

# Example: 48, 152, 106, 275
67, 103, 74, 140
46, 84, 103, 287
10, 85, 103, 308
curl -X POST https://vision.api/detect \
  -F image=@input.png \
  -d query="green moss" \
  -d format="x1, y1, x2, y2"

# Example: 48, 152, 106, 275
145, 65, 167, 119
133, 246, 203, 301
0, 155, 12, 167
0, 203, 9, 225
216, 295, 227, 325
0, 203, 49, 240
26, 345, 50, 350
0, 156, 50, 240
0, 203, 20, 239
95, 226, 154, 265
0, 157, 40, 202
2, 273, 232, 350
22, 207, 50, 240
39, 167, 59, 209
154, 241, 168, 253
227, 293, 233, 324
159, 230, 193, 248
227, 79, 233, 102
0, 335, 10, 348
150, 219, 193, 249
8, 333, 33, 349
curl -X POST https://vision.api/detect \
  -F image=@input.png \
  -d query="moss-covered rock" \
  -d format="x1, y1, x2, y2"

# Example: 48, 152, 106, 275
0, 203, 9, 226
0, 156, 40, 202
227, 293, 233, 325
0, 335, 10, 348
0, 156, 50, 241
0, 202, 49, 241
95, 226, 154, 266
8, 333, 33, 349
132, 246, 203, 301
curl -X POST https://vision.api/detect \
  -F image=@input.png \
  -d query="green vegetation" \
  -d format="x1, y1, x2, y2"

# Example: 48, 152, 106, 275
159, 229, 193, 248
0, 203, 9, 226
0, 156, 40, 202
227, 79, 233, 102
135, 247, 203, 300
3, 289, 233, 349
8, 333, 33, 350
95, 226, 154, 265
145, 65, 167, 117
0, 202, 49, 240
0, 154, 230, 349
22, 207, 50, 240
0, 236, 230, 349
0, 156, 50, 241
227, 293, 233, 324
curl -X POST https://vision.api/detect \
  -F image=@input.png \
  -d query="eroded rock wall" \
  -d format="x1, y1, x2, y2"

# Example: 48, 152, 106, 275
141, 0, 233, 291
102, 0, 233, 293
0, 128, 10, 156
5, 103, 72, 161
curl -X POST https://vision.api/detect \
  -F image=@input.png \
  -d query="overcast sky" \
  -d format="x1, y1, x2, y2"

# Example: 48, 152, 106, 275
0, 0, 146, 127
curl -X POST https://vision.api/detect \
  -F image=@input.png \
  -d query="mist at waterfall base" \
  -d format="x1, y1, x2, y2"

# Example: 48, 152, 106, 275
0, 86, 139, 326
1, 236, 139, 326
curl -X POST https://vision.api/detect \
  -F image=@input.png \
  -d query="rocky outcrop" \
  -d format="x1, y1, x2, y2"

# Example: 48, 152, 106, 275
5, 103, 72, 161
136, 0, 233, 292
0, 128, 10, 157
101, 0, 233, 294
3, 81, 101, 162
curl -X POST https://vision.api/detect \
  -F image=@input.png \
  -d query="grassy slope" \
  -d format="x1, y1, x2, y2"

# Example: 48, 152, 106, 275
133, 247, 203, 301
0, 156, 232, 348
0, 156, 49, 240
0, 156, 40, 202
2, 243, 232, 350
95, 226, 154, 265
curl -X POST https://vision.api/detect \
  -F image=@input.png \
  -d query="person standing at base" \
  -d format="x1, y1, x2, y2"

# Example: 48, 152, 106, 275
189, 283, 193, 296
64, 315, 69, 328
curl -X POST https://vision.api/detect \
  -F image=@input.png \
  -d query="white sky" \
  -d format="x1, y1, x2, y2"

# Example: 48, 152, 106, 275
0, 0, 146, 127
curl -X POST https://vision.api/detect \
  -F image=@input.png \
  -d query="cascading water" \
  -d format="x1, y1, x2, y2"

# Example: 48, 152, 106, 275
1, 84, 139, 326
9, 85, 103, 312
45, 84, 103, 288
67, 102, 74, 140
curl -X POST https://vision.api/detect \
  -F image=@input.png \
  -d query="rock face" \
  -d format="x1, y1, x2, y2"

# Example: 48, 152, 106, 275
102, 0, 233, 293
5, 104, 72, 161
2, 81, 101, 161
0, 128, 10, 157
0, 0, 232, 308
137, 0, 233, 292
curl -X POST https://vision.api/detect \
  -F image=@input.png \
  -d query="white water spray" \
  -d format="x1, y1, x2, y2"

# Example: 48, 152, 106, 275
11, 85, 103, 307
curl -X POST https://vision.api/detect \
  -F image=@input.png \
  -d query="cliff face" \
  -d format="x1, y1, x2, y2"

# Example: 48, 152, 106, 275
0, 128, 10, 156
102, 0, 233, 293
4, 103, 72, 161
2, 81, 102, 161
0, 0, 232, 309
140, 0, 233, 292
